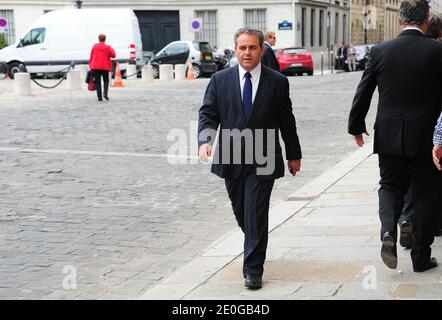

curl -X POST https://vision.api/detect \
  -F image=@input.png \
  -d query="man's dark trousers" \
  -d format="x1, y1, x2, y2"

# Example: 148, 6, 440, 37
378, 154, 440, 267
225, 166, 275, 278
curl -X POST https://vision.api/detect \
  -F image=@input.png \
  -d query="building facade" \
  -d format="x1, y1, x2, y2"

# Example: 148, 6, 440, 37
350, 0, 386, 45
0, 0, 350, 68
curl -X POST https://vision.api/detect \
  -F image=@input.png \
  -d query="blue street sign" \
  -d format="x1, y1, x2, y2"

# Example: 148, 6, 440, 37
278, 20, 293, 30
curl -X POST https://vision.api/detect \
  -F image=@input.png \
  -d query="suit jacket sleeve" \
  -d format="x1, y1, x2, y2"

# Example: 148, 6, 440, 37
348, 46, 377, 135
198, 75, 220, 149
279, 77, 302, 160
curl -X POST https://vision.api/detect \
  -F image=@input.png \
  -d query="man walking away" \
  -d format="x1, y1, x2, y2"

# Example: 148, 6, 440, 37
348, 0, 442, 272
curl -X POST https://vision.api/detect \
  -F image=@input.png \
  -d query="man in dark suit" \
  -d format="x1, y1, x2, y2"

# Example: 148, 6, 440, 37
336, 43, 347, 70
198, 28, 302, 289
261, 31, 280, 72
348, 0, 442, 272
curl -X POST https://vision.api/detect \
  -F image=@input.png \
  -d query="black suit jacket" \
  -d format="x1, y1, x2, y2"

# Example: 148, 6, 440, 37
348, 29, 442, 157
337, 47, 347, 58
261, 43, 280, 72
198, 65, 302, 179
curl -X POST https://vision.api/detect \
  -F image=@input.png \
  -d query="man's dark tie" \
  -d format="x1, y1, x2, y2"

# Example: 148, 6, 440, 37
243, 72, 252, 121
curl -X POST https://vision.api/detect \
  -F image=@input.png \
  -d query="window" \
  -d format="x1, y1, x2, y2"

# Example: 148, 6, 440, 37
244, 9, 266, 31
21, 28, 45, 47
335, 13, 339, 44
301, 8, 306, 47
164, 43, 188, 55
311, 9, 315, 47
0, 10, 15, 46
343, 14, 347, 43
195, 10, 218, 48
283, 48, 308, 54
327, 12, 331, 48
319, 10, 324, 47
194, 42, 212, 52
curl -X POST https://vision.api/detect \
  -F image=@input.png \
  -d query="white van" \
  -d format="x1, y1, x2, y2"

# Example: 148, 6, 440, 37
0, 8, 143, 78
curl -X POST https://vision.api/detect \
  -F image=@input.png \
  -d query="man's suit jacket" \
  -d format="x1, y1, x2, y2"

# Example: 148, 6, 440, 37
198, 65, 302, 180
261, 43, 280, 72
348, 29, 442, 158
337, 46, 347, 58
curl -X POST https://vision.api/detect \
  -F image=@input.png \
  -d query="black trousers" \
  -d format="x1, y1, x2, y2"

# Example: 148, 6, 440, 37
92, 69, 109, 100
378, 154, 440, 267
399, 179, 442, 234
225, 168, 275, 278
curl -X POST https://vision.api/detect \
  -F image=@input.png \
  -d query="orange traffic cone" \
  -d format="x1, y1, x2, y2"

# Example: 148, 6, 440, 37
112, 62, 124, 87
186, 60, 196, 80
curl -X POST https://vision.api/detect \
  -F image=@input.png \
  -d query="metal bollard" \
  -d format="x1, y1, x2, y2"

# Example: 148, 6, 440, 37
67, 69, 82, 91
330, 51, 334, 74
142, 64, 153, 82
126, 64, 137, 80
174, 64, 186, 80
321, 51, 324, 76
159, 64, 173, 81
14, 72, 31, 96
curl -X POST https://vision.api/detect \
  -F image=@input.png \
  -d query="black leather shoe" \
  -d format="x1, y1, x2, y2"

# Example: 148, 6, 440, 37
381, 231, 397, 269
413, 257, 438, 272
104, 96, 109, 100
399, 221, 412, 249
245, 274, 262, 290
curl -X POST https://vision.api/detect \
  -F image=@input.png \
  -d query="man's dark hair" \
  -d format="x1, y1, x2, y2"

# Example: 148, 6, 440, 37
98, 34, 106, 42
425, 13, 442, 39
399, 0, 429, 25
234, 28, 264, 47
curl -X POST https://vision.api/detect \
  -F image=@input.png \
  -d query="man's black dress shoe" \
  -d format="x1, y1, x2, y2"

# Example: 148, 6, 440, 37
381, 231, 397, 269
413, 257, 438, 272
399, 221, 412, 249
244, 274, 262, 290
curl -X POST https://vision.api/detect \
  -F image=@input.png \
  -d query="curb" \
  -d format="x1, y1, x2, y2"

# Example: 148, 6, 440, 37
139, 143, 374, 300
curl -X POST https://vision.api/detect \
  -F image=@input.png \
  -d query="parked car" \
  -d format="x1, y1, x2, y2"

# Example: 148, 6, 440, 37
0, 8, 143, 79
150, 40, 217, 79
275, 47, 313, 76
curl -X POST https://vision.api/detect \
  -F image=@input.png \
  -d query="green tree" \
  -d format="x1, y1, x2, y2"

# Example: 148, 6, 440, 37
0, 34, 6, 49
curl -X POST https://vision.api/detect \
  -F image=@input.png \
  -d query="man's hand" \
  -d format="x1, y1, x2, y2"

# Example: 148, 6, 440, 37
288, 160, 301, 176
198, 144, 212, 163
353, 131, 370, 147
432, 145, 442, 171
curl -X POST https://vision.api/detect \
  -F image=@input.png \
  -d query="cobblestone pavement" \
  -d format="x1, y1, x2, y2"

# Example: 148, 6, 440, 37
0, 72, 376, 299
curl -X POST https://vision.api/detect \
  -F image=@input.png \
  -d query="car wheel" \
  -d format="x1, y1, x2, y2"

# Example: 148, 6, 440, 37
152, 65, 159, 79
0, 61, 7, 79
308, 70, 313, 76
7, 62, 26, 79
192, 64, 201, 78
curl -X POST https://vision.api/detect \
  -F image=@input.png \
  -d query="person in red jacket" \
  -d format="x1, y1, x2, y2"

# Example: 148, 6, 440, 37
89, 34, 116, 101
